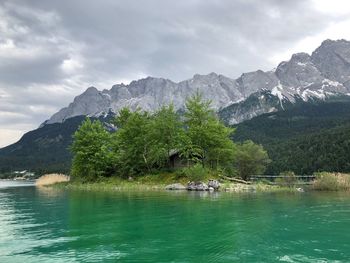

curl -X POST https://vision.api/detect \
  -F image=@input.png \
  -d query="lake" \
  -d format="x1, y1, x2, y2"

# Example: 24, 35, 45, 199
0, 180, 349, 262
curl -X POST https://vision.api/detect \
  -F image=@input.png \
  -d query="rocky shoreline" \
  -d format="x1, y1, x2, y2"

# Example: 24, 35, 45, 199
165, 179, 304, 193
165, 179, 221, 191
165, 179, 260, 192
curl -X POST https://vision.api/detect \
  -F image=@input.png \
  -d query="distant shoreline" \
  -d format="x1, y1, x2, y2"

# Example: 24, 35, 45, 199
46, 172, 350, 193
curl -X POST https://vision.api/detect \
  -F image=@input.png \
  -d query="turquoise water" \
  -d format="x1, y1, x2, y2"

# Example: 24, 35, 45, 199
0, 181, 350, 262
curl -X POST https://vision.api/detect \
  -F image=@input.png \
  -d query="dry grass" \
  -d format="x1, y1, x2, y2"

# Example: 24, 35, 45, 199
313, 172, 350, 191
36, 174, 70, 186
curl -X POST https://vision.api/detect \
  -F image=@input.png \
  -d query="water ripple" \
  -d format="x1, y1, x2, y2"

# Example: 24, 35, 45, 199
1, 182, 350, 262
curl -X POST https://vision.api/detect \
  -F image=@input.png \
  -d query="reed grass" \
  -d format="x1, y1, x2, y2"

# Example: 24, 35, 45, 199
313, 172, 350, 191
36, 174, 70, 186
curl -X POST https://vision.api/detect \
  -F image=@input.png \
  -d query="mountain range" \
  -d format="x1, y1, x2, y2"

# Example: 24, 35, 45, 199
44, 39, 350, 126
1, 39, 350, 175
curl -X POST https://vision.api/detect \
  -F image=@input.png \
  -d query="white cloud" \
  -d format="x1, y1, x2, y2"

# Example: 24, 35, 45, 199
60, 57, 84, 74
0, 38, 48, 60
312, 0, 350, 15
269, 18, 350, 65
0, 129, 26, 148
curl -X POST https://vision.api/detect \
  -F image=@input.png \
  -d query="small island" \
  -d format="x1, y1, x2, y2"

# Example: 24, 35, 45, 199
39, 93, 350, 193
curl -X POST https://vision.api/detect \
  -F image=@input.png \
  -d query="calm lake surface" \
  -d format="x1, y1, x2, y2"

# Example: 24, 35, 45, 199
1, 180, 350, 262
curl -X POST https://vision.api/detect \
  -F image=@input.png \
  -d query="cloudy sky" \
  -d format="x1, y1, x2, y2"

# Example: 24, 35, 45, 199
1, 0, 350, 147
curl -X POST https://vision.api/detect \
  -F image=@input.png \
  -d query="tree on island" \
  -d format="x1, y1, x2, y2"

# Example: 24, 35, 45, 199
112, 105, 184, 177
147, 104, 185, 168
70, 119, 113, 181
183, 92, 235, 168
112, 108, 152, 176
234, 140, 270, 181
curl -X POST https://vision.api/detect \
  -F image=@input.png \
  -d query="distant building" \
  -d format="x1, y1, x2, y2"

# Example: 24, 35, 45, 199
12, 170, 35, 179
14, 170, 27, 174
169, 150, 195, 168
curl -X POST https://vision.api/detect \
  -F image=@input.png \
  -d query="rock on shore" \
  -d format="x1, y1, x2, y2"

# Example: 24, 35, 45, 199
187, 181, 209, 191
165, 183, 187, 190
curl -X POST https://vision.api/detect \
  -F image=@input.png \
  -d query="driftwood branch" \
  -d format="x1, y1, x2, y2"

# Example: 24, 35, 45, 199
219, 175, 251, 184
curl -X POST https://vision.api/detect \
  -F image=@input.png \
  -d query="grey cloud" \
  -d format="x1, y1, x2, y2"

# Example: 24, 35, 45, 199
12, 0, 336, 81
0, 55, 64, 85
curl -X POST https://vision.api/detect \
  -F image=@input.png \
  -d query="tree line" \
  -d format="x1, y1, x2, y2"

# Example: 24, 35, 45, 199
71, 93, 270, 181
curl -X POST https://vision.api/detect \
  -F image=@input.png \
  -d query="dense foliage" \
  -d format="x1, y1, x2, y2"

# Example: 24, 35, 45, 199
183, 93, 235, 168
233, 97, 350, 175
233, 140, 270, 180
71, 119, 114, 180
71, 94, 268, 181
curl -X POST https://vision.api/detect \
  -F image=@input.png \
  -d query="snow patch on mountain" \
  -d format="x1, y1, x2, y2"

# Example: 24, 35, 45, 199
271, 82, 285, 109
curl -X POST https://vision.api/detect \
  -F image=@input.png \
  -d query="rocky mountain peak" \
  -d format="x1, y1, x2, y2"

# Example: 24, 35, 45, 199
192, 72, 219, 82
312, 39, 350, 60
276, 51, 322, 88
311, 39, 350, 86
126, 76, 174, 97
290, 52, 311, 62
236, 70, 278, 98
84, 86, 99, 94
319, 39, 350, 48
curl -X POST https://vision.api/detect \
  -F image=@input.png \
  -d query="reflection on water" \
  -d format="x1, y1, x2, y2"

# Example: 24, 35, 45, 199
0, 180, 35, 189
0, 180, 350, 262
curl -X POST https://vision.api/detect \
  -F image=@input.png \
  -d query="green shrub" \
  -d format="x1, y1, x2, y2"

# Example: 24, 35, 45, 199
313, 172, 350, 191
233, 140, 270, 181
174, 168, 186, 179
275, 171, 298, 187
181, 164, 209, 182
218, 166, 238, 178
259, 178, 271, 185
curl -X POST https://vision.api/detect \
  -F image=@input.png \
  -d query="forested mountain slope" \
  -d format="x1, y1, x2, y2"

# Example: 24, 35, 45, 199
0, 115, 114, 175
233, 96, 350, 174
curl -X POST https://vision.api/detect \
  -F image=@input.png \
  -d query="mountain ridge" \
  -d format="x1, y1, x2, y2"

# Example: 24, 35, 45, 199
44, 39, 350, 126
